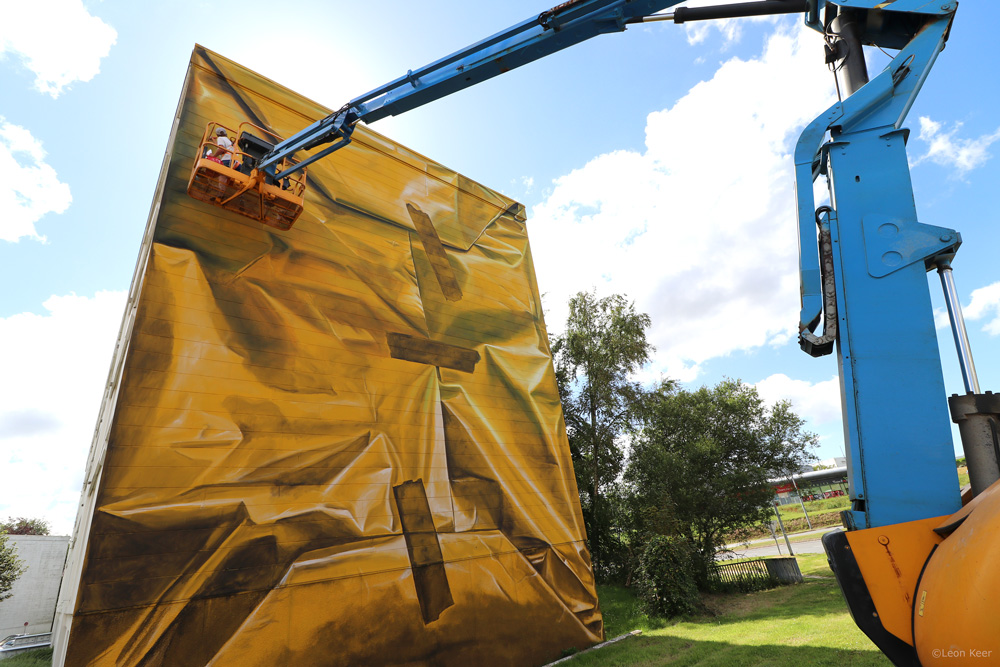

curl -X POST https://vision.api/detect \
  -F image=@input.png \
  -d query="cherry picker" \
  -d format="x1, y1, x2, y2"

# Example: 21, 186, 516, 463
187, 2, 994, 663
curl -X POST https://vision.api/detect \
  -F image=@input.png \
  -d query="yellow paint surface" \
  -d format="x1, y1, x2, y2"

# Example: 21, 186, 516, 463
61, 46, 601, 666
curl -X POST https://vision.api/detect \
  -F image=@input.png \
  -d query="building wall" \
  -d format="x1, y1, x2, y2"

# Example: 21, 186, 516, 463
53, 46, 600, 667
0, 535, 69, 637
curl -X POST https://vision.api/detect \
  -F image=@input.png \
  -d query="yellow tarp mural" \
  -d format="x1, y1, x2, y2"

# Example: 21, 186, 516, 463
57, 46, 602, 666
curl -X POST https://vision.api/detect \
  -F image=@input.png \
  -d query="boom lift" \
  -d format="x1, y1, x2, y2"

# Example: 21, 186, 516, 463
187, 121, 307, 230
188, 1, 995, 664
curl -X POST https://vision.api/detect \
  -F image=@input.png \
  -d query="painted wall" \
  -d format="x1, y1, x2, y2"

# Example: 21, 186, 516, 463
53, 46, 600, 667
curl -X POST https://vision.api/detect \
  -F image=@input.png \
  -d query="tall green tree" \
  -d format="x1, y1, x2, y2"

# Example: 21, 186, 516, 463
627, 379, 816, 585
553, 290, 653, 579
0, 530, 26, 602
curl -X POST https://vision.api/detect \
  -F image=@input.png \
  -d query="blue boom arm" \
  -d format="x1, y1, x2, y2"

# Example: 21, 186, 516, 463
257, 0, 812, 178
256, 0, 965, 530
260, 0, 963, 530
259, 0, 963, 530
794, 0, 961, 532
254, 1, 993, 662
248, 3, 982, 659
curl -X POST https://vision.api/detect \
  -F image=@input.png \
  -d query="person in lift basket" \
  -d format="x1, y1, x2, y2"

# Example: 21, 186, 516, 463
214, 127, 236, 169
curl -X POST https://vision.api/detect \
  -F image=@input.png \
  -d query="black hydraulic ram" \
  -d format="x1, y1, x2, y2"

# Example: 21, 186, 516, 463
629, 0, 810, 24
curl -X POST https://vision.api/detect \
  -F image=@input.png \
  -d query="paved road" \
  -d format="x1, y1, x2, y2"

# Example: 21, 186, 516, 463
724, 527, 842, 559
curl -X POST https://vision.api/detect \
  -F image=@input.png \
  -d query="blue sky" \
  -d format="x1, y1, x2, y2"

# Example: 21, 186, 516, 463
2, 1, 998, 534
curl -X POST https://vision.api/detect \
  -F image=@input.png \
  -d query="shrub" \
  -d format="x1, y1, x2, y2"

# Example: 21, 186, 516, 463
635, 535, 701, 617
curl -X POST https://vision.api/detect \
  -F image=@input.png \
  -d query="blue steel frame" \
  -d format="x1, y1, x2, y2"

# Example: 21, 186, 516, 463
795, 1, 961, 529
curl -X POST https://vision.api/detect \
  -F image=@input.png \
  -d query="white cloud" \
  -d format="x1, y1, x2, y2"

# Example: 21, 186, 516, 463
504, 175, 535, 200
0, 118, 72, 242
0, 291, 126, 535
933, 282, 1000, 336
913, 116, 1000, 177
934, 306, 951, 332
684, 18, 743, 47
0, 0, 117, 98
755, 373, 842, 426
963, 281, 1000, 336
531, 24, 835, 382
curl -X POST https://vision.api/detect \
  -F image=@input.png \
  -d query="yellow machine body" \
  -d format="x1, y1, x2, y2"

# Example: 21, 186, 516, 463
54, 45, 601, 666
914, 480, 1000, 665
844, 517, 944, 646
829, 479, 1000, 666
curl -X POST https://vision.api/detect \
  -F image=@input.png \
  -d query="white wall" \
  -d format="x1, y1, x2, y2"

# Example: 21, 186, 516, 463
0, 535, 69, 637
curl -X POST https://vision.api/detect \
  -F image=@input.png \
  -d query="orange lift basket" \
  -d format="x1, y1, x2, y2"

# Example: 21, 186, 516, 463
187, 122, 308, 230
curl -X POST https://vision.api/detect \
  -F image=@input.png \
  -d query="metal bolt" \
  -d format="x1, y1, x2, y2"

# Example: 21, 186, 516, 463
940, 234, 952, 242
878, 535, 889, 545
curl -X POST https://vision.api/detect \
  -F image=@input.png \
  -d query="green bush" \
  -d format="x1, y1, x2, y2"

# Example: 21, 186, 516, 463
635, 535, 701, 617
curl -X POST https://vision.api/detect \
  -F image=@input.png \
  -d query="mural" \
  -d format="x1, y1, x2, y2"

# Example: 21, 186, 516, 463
56, 46, 602, 666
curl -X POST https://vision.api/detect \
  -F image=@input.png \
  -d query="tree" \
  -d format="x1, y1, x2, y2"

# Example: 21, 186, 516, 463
0, 531, 27, 602
0, 517, 51, 536
627, 379, 816, 586
552, 290, 653, 579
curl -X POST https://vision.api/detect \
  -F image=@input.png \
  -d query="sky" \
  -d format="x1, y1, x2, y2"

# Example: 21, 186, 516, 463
1, 1, 998, 535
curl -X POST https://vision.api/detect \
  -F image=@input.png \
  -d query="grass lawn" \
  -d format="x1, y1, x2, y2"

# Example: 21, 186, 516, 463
777, 496, 851, 519
1, 648, 53, 666
580, 554, 889, 666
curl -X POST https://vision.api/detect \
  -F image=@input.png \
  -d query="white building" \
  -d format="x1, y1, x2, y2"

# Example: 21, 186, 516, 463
0, 535, 69, 637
